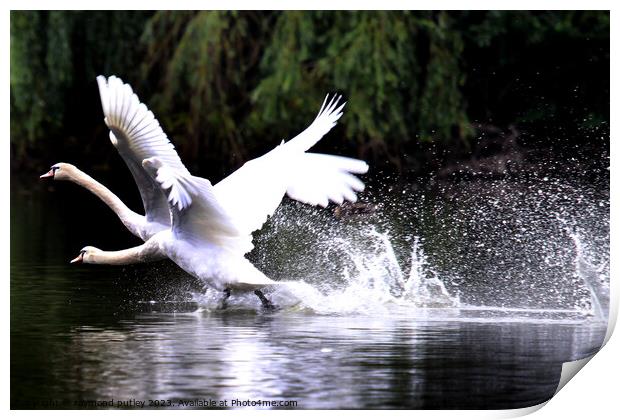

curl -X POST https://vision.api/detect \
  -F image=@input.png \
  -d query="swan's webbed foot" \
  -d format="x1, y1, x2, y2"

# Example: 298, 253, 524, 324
217, 288, 231, 310
254, 290, 277, 310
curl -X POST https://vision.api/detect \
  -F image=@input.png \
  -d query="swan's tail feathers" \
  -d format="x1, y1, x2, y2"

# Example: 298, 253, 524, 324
284, 93, 346, 153
286, 153, 369, 208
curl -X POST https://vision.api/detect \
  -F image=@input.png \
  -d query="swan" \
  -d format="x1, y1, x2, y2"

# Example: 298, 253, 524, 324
41, 76, 366, 242
40, 163, 168, 241
69, 75, 369, 308
40, 76, 178, 241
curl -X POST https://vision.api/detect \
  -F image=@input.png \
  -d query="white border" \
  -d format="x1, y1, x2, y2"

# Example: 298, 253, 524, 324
3, 2, 616, 419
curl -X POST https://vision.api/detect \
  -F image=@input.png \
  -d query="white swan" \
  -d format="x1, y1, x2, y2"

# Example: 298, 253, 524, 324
40, 75, 180, 241
40, 163, 168, 241
42, 76, 366, 242
70, 75, 368, 308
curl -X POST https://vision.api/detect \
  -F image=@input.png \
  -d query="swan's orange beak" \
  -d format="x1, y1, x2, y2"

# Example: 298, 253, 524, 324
39, 169, 55, 179
70, 253, 83, 264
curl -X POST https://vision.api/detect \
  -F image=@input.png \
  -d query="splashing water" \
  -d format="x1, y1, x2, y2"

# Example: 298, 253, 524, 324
284, 227, 460, 314
564, 227, 610, 320
188, 173, 607, 321
193, 226, 459, 315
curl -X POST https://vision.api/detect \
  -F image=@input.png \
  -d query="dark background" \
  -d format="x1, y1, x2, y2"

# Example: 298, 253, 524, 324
10, 11, 610, 410
11, 11, 609, 183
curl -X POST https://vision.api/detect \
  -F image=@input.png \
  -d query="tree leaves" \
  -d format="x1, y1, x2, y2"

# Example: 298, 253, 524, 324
10, 11, 609, 174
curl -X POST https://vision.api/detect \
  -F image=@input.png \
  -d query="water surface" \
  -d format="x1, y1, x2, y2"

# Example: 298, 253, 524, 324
11, 176, 608, 409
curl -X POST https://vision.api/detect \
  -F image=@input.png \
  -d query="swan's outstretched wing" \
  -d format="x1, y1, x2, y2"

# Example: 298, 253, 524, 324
142, 158, 254, 255
97, 75, 190, 226
214, 94, 368, 235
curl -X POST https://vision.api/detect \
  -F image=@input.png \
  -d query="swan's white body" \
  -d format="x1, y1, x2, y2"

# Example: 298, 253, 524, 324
148, 230, 275, 291
73, 75, 368, 294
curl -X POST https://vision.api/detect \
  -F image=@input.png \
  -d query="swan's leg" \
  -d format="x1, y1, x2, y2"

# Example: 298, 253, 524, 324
217, 288, 231, 310
254, 290, 276, 310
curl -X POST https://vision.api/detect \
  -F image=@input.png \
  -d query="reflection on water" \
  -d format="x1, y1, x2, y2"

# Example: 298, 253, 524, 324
11, 263, 606, 409
11, 177, 608, 409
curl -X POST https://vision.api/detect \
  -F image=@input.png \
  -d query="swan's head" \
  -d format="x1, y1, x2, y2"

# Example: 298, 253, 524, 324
70, 246, 101, 264
40, 163, 77, 181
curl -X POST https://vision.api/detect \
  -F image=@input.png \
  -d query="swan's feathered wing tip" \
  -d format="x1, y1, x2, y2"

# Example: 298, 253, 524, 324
316, 93, 346, 122
284, 93, 347, 153
96, 74, 186, 168
97, 74, 144, 134
317, 94, 330, 116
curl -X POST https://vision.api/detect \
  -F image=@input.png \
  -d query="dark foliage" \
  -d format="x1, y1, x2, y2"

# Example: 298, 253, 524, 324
10, 11, 609, 179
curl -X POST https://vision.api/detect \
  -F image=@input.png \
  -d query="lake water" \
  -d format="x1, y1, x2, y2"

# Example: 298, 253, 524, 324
11, 174, 609, 409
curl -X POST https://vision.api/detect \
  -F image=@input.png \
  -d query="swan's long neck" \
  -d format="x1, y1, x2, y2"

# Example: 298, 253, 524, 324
89, 241, 164, 265
66, 167, 144, 237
